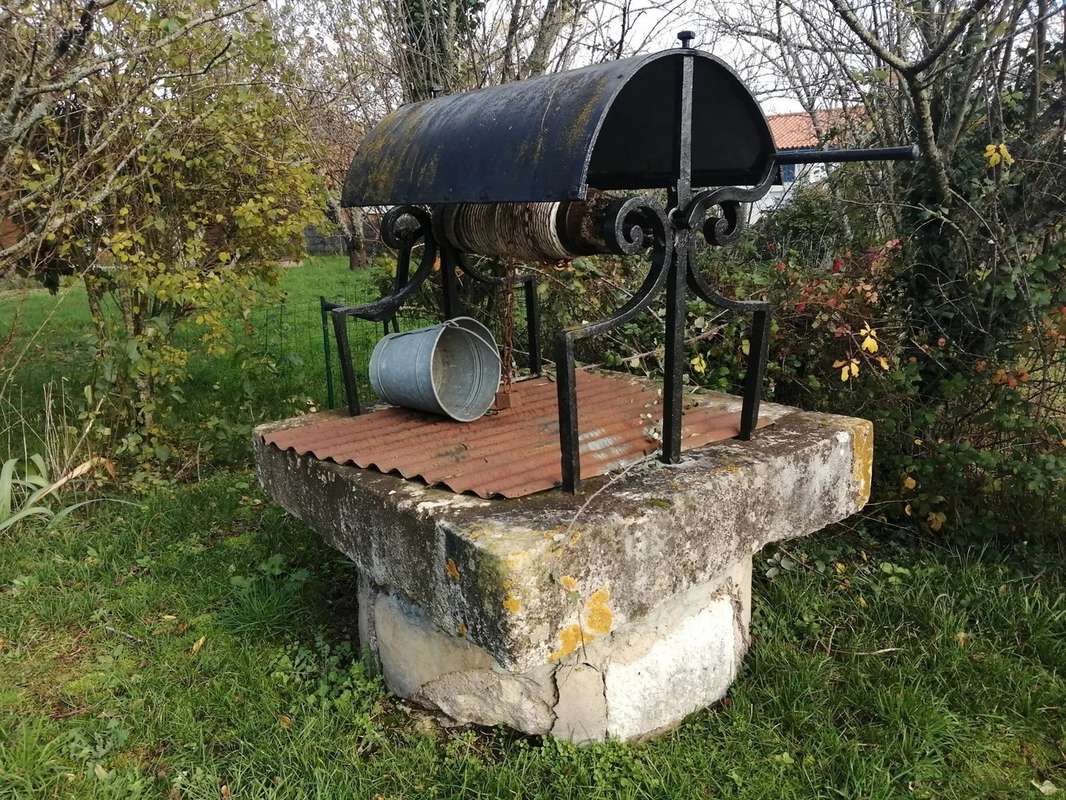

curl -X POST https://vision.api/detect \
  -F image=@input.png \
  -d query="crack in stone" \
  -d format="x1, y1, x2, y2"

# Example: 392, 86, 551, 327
726, 583, 749, 653
595, 663, 608, 736
548, 664, 561, 724
549, 661, 608, 742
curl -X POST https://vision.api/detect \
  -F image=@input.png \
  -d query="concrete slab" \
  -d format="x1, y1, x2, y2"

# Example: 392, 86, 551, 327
255, 398, 870, 670
254, 389, 871, 740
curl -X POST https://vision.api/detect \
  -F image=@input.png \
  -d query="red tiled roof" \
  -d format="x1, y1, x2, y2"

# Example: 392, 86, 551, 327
767, 109, 858, 150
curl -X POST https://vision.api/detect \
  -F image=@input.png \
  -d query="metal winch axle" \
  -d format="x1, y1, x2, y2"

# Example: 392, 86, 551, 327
434, 194, 634, 263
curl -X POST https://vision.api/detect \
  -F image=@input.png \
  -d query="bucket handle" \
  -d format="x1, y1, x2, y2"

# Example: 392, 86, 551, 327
443, 320, 503, 366
385, 319, 503, 365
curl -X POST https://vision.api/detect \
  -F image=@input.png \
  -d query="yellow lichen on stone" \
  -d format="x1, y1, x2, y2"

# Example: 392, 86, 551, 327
848, 419, 874, 506
457, 622, 468, 637
548, 586, 613, 660
503, 595, 522, 614
549, 624, 583, 662
446, 558, 460, 581
584, 587, 613, 635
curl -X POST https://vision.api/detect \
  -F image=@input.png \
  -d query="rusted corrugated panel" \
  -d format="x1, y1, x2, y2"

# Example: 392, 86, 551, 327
261, 372, 771, 499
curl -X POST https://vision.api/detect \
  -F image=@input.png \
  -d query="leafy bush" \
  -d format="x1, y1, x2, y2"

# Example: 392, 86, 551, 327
642, 173, 1063, 541
4, 2, 325, 465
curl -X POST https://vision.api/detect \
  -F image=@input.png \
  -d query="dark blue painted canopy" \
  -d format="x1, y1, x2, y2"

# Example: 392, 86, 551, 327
341, 49, 775, 206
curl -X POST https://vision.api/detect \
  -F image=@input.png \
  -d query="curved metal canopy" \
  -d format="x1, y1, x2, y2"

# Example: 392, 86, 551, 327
341, 49, 775, 207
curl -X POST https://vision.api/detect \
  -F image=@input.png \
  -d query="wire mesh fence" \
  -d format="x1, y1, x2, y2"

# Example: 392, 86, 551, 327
172, 264, 536, 419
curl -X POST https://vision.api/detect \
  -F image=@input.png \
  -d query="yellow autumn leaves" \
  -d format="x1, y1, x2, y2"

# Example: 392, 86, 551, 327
859, 323, 878, 354
984, 143, 1014, 168
685, 320, 890, 384
832, 323, 889, 381
833, 358, 860, 381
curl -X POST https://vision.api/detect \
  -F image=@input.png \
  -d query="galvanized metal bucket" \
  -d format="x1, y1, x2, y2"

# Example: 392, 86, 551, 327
369, 317, 501, 422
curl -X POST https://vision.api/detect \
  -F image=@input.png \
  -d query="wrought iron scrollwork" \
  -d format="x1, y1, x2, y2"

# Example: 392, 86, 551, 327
556, 197, 671, 492
322, 205, 436, 415
344, 205, 437, 324
605, 195, 666, 255
380, 204, 429, 250
554, 172, 779, 491
681, 169, 776, 247
321, 204, 544, 416
676, 171, 778, 442
701, 200, 744, 247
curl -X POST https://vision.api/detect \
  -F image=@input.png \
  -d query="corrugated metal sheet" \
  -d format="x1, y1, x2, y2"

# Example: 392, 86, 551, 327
261, 372, 771, 498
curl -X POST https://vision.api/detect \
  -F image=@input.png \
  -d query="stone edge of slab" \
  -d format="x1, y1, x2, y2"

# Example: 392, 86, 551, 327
254, 406, 871, 670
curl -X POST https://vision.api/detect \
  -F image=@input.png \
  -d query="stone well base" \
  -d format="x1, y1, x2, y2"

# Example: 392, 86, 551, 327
359, 558, 751, 742
255, 389, 872, 742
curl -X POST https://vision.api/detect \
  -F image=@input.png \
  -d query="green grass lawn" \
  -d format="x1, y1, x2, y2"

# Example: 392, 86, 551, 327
0, 475, 1062, 799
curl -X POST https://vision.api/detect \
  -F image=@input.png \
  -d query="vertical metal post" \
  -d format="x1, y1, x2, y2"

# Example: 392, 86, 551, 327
441, 248, 459, 319
662, 45, 694, 464
386, 237, 412, 335
524, 275, 542, 375
555, 332, 580, 492
331, 310, 361, 416
662, 244, 687, 463
320, 297, 335, 410
739, 307, 770, 439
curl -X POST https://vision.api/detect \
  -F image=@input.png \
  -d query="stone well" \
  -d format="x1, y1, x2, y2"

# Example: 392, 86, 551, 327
253, 396, 871, 742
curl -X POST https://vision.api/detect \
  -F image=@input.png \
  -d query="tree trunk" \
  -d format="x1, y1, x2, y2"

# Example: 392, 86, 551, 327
347, 206, 368, 270
326, 197, 367, 269
906, 76, 952, 204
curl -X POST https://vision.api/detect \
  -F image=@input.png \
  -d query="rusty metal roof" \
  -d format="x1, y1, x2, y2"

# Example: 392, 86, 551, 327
260, 372, 772, 499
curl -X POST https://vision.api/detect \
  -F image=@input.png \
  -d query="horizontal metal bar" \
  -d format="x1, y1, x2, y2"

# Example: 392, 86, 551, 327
776, 144, 918, 165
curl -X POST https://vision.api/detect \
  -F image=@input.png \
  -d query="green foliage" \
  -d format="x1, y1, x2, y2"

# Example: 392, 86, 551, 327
270, 633, 383, 715
0, 455, 92, 535
0, 257, 387, 475
677, 178, 1064, 540
6, 1, 326, 464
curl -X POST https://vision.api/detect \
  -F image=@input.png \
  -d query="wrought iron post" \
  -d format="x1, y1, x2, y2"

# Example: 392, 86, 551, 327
441, 249, 460, 319
740, 308, 770, 439
331, 309, 361, 416
523, 275, 542, 375
662, 41, 695, 464
556, 331, 580, 492
320, 296, 335, 410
